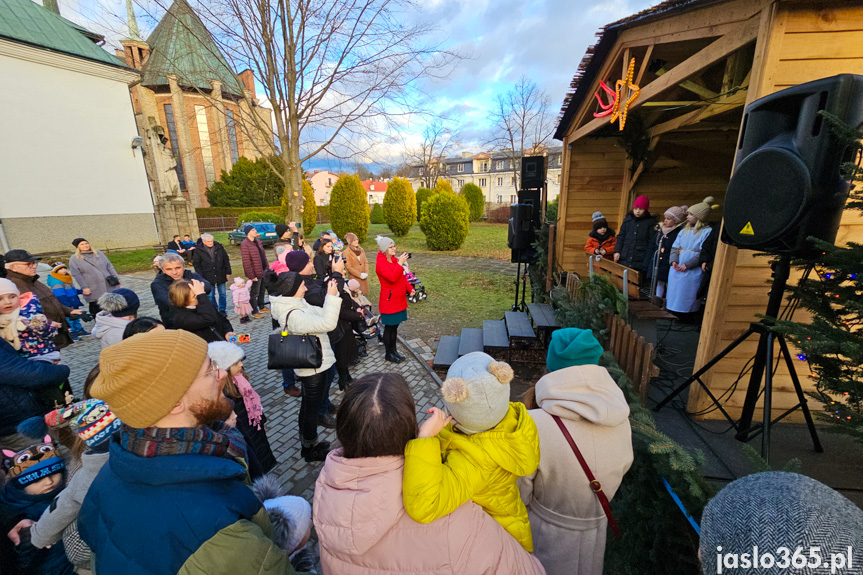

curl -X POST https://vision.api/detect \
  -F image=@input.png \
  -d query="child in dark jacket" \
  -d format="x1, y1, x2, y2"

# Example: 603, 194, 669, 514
208, 342, 276, 479
584, 211, 617, 259
614, 195, 657, 274
0, 436, 74, 575
46, 263, 86, 338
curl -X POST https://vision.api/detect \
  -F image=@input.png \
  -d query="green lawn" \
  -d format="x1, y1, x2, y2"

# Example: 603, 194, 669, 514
106, 248, 161, 274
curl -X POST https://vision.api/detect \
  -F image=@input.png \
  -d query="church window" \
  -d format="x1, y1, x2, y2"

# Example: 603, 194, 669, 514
226, 110, 239, 165
163, 104, 187, 191
195, 105, 216, 185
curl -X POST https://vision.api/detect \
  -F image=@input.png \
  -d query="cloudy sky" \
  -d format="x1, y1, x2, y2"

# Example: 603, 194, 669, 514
49, 0, 656, 171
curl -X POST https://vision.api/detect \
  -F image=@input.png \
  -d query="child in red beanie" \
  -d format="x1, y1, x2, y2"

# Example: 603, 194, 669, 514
613, 195, 656, 274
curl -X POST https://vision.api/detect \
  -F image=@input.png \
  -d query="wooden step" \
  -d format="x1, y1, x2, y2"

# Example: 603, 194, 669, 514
483, 320, 509, 349
505, 311, 536, 340
526, 303, 560, 329
433, 335, 461, 369
458, 328, 484, 356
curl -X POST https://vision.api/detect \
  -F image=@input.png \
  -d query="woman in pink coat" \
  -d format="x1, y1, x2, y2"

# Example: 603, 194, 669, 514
314, 372, 546, 575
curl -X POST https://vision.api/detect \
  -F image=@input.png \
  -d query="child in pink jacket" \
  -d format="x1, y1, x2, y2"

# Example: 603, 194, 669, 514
230, 277, 253, 324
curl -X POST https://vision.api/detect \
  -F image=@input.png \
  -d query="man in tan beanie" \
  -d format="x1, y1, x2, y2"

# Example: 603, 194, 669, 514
77, 330, 302, 574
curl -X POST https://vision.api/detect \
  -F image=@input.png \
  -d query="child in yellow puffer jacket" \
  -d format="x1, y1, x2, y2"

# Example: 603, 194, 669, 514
403, 352, 540, 552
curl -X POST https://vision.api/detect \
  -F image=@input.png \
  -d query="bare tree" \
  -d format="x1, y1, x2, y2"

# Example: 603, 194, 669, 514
158, 0, 461, 220
403, 119, 459, 189
488, 76, 554, 193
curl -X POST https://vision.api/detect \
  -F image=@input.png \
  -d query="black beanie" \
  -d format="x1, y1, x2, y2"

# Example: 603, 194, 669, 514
72, 238, 87, 248
266, 271, 303, 297
275, 224, 289, 238
592, 218, 608, 232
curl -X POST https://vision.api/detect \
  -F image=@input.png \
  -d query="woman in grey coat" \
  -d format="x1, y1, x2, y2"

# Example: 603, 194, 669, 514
67, 238, 119, 315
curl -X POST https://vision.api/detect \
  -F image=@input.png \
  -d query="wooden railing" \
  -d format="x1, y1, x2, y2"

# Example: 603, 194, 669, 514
605, 314, 657, 406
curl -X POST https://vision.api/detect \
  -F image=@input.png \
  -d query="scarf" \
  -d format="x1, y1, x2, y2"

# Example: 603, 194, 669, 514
233, 374, 264, 429
660, 221, 685, 237
0, 310, 24, 350
120, 422, 247, 461
589, 228, 615, 244
49, 271, 73, 284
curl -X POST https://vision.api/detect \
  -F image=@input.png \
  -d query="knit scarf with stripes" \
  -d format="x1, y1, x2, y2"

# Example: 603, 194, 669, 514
120, 422, 247, 461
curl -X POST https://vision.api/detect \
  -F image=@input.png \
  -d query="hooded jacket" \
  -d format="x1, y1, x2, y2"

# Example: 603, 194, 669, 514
518, 365, 633, 575
269, 293, 340, 377
91, 311, 131, 349
403, 402, 540, 552
0, 339, 70, 436
314, 449, 546, 575
375, 252, 411, 315
78, 439, 301, 575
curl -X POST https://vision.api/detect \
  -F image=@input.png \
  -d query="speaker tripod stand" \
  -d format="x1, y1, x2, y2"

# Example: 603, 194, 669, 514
512, 260, 530, 312
653, 255, 823, 462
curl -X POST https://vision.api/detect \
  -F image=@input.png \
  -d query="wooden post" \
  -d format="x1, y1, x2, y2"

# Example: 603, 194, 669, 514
546, 224, 555, 292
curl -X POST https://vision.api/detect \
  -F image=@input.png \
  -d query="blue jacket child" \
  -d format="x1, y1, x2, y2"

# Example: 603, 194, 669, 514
46, 263, 85, 336
0, 436, 74, 575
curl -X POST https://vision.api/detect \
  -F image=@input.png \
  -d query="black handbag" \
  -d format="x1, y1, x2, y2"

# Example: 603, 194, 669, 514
267, 309, 323, 370
106, 275, 120, 286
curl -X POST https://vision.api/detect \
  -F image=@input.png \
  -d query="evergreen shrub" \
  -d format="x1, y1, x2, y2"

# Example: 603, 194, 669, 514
415, 187, 432, 220
370, 203, 386, 224
383, 177, 416, 236
420, 192, 469, 251
433, 178, 455, 195
459, 183, 485, 221
302, 180, 317, 235
236, 211, 283, 225
329, 175, 370, 241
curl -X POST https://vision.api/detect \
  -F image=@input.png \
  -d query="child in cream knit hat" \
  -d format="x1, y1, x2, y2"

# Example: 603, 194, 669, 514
402, 352, 540, 552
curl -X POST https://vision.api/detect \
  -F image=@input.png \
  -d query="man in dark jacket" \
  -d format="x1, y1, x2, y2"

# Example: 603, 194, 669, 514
4, 250, 83, 349
240, 225, 268, 318
0, 338, 70, 450
150, 252, 211, 327
78, 330, 301, 574
192, 233, 231, 314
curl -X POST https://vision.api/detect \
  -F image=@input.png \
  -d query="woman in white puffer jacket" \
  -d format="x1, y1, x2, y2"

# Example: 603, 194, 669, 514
267, 271, 340, 462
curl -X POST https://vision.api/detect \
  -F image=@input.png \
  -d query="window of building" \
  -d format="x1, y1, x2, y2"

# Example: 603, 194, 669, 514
479, 178, 487, 187
481, 162, 488, 172
369, 194, 373, 202
163, 104, 187, 191
510, 194, 517, 203
510, 159, 515, 169
328, 178, 332, 186
457, 163, 464, 173
556, 174, 561, 184
457, 179, 464, 188
419, 167, 425, 175
226, 109, 239, 165
496, 195, 502, 203
496, 160, 504, 170
194, 105, 216, 185
497, 177, 503, 186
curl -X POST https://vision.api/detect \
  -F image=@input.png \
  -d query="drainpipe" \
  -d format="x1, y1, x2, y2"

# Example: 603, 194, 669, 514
0, 221, 10, 253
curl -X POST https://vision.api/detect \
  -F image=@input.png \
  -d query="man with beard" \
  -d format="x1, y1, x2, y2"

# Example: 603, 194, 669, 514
77, 330, 302, 574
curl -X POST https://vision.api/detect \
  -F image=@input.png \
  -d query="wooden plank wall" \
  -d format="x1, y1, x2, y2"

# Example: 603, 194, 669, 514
556, 138, 628, 275
692, 3, 863, 420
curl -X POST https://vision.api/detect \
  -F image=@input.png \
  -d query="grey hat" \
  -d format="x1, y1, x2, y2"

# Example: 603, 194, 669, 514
441, 352, 513, 434
376, 235, 394, 253
700, 472, 863, 575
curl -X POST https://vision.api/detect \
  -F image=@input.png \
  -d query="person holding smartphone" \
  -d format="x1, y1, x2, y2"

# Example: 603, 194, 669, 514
374, 236, 414, 363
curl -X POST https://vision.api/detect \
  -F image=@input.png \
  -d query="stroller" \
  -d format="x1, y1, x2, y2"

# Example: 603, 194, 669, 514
403, 260, 428, 303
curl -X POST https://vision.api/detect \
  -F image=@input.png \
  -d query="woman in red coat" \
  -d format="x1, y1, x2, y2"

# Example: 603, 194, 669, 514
375, 235, 414, 363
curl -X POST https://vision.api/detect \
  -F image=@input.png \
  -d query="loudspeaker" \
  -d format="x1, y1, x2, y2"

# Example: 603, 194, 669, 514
722, 74, 863, 254
521, 156, 546, 189
508, 203, 535, 252
517, 189, 542, 228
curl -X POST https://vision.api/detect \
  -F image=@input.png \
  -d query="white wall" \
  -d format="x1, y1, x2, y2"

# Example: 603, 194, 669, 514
0, 53, 154, 218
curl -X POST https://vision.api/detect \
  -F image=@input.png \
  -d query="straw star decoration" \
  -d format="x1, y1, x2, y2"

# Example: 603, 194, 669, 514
610, 57, 640, 130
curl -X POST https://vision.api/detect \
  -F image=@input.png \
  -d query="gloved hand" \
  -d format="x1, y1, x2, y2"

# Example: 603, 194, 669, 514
360, 273, 368, 279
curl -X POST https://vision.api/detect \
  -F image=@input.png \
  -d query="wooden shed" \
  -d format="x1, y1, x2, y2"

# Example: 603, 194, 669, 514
553, 0, 863, 420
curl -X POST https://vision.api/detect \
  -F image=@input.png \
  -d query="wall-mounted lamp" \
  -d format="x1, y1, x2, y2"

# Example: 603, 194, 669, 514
132, 136, 144, 157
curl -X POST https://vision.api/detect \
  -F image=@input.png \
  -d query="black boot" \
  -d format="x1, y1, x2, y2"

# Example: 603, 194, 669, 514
301, 441, 331, 462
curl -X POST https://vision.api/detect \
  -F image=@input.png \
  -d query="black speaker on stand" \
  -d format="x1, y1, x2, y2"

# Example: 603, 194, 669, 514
654, 74, 863, 462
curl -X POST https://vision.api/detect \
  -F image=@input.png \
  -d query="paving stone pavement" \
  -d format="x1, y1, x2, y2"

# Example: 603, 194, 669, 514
60, 272, 445, 504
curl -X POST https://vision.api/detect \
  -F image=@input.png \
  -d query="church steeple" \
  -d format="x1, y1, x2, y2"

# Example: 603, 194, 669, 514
125, 0, 141, 41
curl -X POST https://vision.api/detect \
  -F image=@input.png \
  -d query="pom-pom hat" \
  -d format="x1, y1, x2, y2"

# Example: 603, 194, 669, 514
441, 352, 514, 434
208, 341, 245, 371
376, 235, 395, 253
687, 196, 719, 222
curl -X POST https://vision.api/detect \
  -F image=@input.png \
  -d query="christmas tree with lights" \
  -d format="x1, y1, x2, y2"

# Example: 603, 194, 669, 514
772, 112, 863, 442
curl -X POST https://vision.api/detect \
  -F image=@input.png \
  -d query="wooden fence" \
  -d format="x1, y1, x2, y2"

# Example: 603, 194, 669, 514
605, 314, 657, 405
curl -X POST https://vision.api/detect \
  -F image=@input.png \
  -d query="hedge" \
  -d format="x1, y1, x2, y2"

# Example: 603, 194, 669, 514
486, 205, 510, 223
370, 203, 386, 224
196, 206, 284, 218
459, 183, 485, 221
236, 211, 283, 225
415, 187, 432, 221
383, 177, 416, 237
419, 192, 470, 250
433, 178, 455, 195
329, 175, 370, 242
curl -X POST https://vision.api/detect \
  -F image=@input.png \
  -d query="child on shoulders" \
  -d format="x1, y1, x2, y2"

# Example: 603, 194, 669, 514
403, 352, 540, 552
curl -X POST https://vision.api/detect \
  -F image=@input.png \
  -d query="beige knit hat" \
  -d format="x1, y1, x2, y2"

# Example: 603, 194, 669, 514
91, 330, 209, 428
687, 196, 719, 222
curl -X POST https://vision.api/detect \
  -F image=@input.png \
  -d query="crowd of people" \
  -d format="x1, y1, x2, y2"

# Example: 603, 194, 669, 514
1, 225, 860, 575
586, 195, 720, 319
